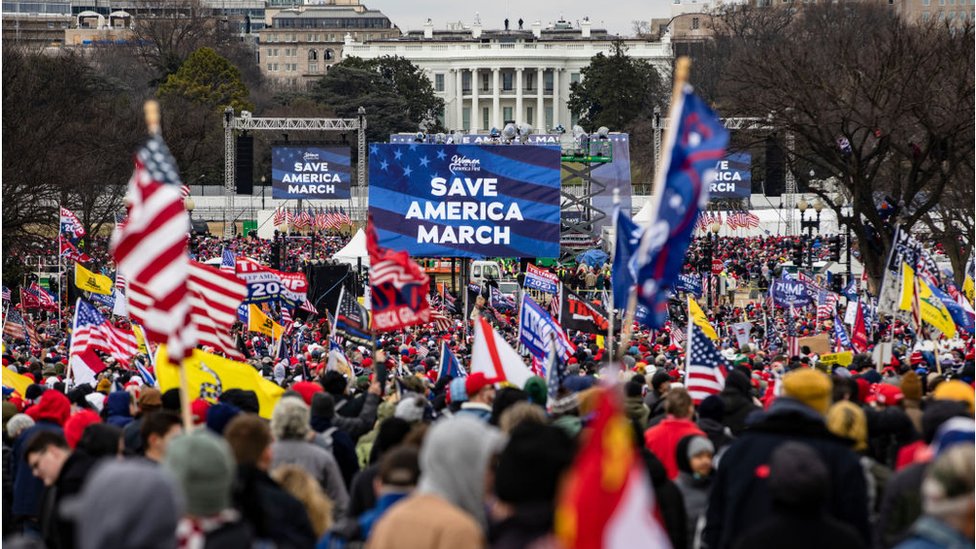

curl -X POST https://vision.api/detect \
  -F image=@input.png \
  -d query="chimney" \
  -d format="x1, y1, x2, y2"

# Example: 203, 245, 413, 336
531, 20, 541, 39
472, 20, 482, 38
580, 18, 591, 38
424, 18, 433, 39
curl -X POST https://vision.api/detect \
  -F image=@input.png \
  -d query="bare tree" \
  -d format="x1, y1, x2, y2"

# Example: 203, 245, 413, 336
704, 3, 974, 286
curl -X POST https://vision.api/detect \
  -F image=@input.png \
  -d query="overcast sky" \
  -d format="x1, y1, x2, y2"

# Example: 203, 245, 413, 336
365, 0, 670, 37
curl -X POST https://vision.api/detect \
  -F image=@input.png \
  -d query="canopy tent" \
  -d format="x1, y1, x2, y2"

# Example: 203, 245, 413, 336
332, 228, 369, 269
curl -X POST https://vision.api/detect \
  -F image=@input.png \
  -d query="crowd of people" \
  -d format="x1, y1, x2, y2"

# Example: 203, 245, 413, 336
2, 229, 974, 549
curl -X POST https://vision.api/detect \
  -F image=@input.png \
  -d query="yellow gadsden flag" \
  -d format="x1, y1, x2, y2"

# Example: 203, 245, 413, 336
155, 346, 284, 419
2, 367, 33, 399
248, 304, 284, 339
899, 263, 957, 338
74, 262, 113, 295
688, 296, 718, 340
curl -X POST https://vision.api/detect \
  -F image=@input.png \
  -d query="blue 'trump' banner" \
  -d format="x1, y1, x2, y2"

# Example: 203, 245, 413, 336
368, 143, 561, 258
272, 146, 352, 199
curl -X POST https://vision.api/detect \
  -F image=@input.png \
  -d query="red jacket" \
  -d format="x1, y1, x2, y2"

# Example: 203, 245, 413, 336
644, 417, 705, 479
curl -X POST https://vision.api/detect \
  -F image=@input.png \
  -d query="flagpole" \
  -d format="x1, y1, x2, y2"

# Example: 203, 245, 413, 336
607, 191, 619, 365
618, 56, 692, 360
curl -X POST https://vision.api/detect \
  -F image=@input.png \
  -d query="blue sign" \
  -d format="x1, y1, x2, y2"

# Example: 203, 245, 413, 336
770, 276, 814, 307
710, 152, 751, 200
272, 146, 352, 199
676, 273, 703, 297
368, 143, 561, 258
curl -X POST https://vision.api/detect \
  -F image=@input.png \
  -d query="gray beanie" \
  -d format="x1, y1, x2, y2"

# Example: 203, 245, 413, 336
686, 435, 715, 461
395, 396, 425, 423
164, 431, 236, 516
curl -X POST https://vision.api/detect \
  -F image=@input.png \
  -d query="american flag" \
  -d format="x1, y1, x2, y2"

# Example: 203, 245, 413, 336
785, 305, 801, 358
744, 212, 760, 228
685, 323, 729, 404
816, 291, 838, 320
285, 209, 295, 226
70, 298, 138, 364
220, 248, 236, 273
273, 207, 286, 227
3, 310, 27, 340
670, 324, 686, 346
180, 184, 191, 200
339, 207, 351, 225
1, 286, 10, 302
28, 283, 57, 310
726, 211, 741, 230
300, 298, 317, 315
293, 209, 310, 230
428, 309, 453, 331
111, 131, 194, 362
280, 304, 294, 334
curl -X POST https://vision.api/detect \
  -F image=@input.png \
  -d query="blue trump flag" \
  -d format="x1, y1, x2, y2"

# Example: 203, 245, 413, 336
675, 273, 703, 297
611, 208, 644, 305
437, 340, 465, 379
633, 86, 729, 327
833, 314, 852, 350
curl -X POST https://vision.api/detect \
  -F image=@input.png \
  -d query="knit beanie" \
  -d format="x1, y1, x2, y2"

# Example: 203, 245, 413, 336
310, 392, 336, 420
395, 396, 425, 423
686, 435, 715, 461
697, 394, 725, 422
291, 381, 324, 406
523, 376, 547, 408
2, 400, 17, 433
826, 401, 868, 452
447, 377, 468, 404
932, 380, 975, 414
781, 369, 832, 415
205, 403, 240, 435
769, 442, 829, 511
64, 410, 102, 449
494, 422, 574, 505
900, 370, 923, 402
164, 431, 235, 517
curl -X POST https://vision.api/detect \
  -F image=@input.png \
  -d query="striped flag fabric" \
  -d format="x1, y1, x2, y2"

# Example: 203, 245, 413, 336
70, 298, 138, 364
786, 305, 801, 358
186, 261, 247, 359
3, 310, 27, 340
111, 131, 194, 362
220, 248, 236, 273
366, 217, 431, 332
816, 291, 838, 320
745, 212, 760, 228
685, 323, 729, 404
2, 286, 10, 302
428, 309, 453, 332
273, 207, 286, 227
285, 209, 295, 226
28, 283, 57, 311
280, 304, 293, 335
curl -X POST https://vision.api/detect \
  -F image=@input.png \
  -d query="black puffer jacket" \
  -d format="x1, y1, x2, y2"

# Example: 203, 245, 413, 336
720, 370, 760, 436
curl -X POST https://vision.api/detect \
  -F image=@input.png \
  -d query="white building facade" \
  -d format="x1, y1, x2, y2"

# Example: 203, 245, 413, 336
343, 19, 672, 133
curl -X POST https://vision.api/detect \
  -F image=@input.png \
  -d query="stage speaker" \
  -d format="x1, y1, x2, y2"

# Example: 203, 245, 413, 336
304, 263, 355, 316
764, 135, 784, 197
235, 134, 254, 195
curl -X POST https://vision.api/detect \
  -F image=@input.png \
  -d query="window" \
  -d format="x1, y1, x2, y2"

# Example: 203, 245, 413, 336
922, 0, 930, 5
308, 62, 318, 73
527, 106, 534, 126
544, 71, 553, 93
308, 49, 317, 61
325, 49, 334, 60
434, 73, 445, 92
462, 72, 472, 92
692, 17, 700, 30
481, 73, 490, 92
525, 72, 535, 91
570, 72, 580, 85
482, 107, 490, 130
502, 72, 513, 91
267, 63, 273, 71
922, 10, 931, 19
545, 106, 553, 130
462, 107, 471, 131
939, 0, 946, 6
503, 106, 513, 123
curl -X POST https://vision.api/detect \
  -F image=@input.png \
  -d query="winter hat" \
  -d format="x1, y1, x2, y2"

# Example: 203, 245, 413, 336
781, 368, 832, 415
395, 396, 425, 423
25, 383, 46, 402
697, 394, 725, 422
62, 460, 182, 549
686, 435, 715, 461
205, 403, 240, 435
523, 376, 547, 408
84, 392, 105, 413
164, 431, 236, 517
921, 444, 975, 518
95, 378, 112, 394
310, 392, 336, 420
464, 372, 492, 397
494, 422, 575, 505
64, 410, 102, 449
651, 370, 671, 392
26, 388, 71, 426
137, 389, 162, 412
932, 380, 975, 413
190, 399, 211, 425
219, 389, 259, 415
768, 441, 830, 511
161, 388, 182, 412
447, 377, 468, 404
826, 401, 868, 452
929, 417, 976, 458
900, 370, 923, 402
290, 381, 323, 406
2, 400, 18, 433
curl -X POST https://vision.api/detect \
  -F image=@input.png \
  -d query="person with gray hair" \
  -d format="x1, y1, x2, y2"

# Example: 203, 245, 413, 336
894, 444, 974, 549
6, 414, 35, 441
270, 396, 349, 521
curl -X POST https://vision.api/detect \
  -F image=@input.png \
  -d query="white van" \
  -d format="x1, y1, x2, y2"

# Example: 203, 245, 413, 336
470, 260, 502, 285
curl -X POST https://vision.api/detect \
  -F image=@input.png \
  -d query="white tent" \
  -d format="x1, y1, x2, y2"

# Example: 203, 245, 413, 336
333, 228, 369, 269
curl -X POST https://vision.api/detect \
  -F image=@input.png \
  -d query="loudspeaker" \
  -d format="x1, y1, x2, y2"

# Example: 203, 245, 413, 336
764, 135, 784, 197
304, 263, 355, 315
235, 134, 254, 195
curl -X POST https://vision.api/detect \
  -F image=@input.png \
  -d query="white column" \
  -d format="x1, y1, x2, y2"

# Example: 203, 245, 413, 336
455, 68, 463, 131
515, 68, 523, 125
492, 67, 501, 129
471, 68, 479, 132
536, 67, 544, 129
552, 67, 561, 127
